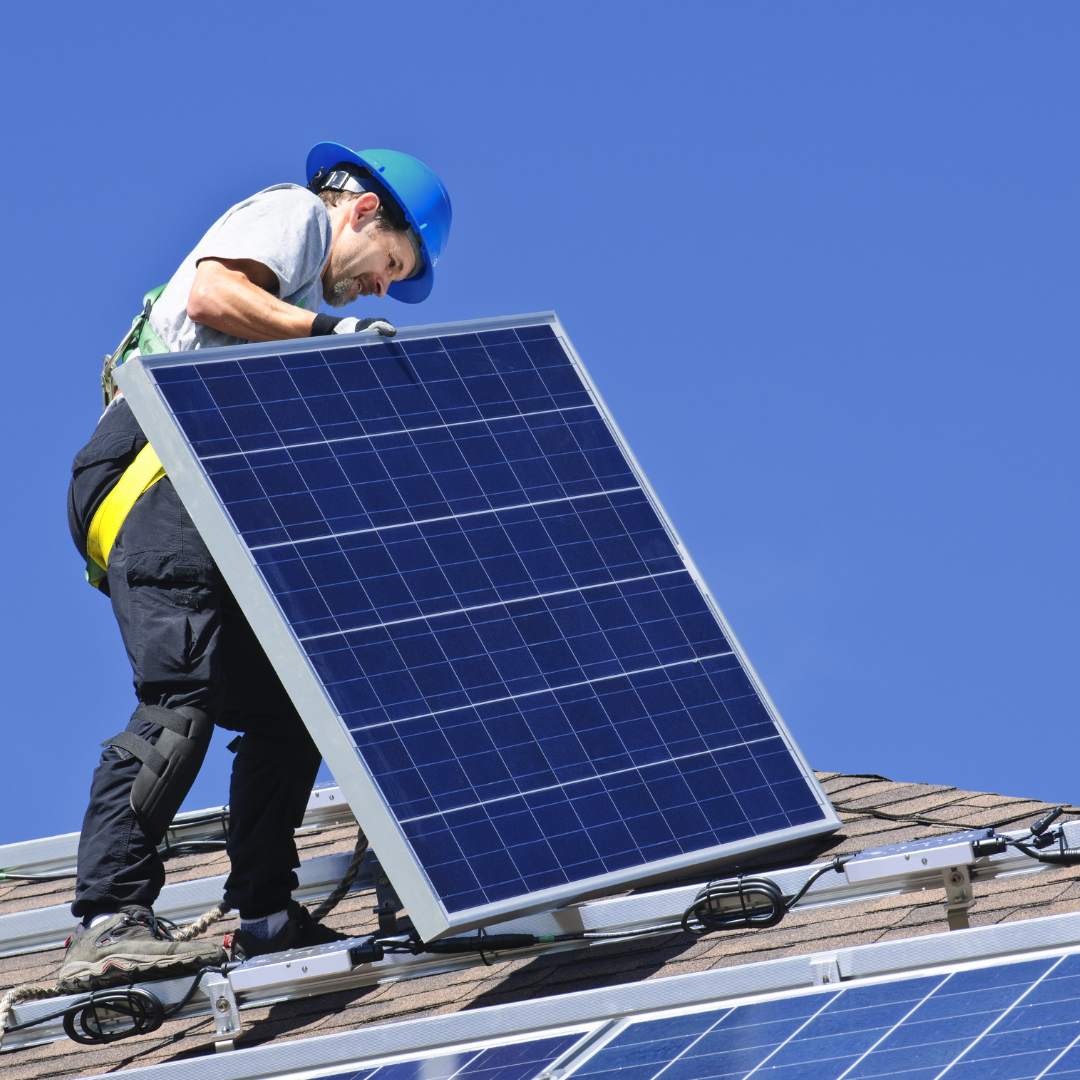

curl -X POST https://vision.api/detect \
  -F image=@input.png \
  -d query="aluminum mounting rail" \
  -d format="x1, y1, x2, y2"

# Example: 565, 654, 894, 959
0, 786, 353, 881
10, 903, 1080, 1059
0, 850, 369, 960
3, 813, 1074, 962
5, 820, 1078, 1052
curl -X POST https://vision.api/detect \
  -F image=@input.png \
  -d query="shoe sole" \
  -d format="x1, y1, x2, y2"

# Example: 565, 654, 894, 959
58, 951, 225, 992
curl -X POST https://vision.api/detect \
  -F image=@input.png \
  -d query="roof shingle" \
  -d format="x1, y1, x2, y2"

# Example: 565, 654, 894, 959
3, 771, 1077, 1079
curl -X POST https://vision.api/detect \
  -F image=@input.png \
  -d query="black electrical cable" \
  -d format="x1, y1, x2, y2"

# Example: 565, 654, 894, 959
62, 987, 166, 1044
370, 856, 856, 962
162, 841, 230, 855
5, 968, 214, 1045
63, 966, 213, 1044
829, 800, 1080, 832
1006, 835, 1080, 867
681, 856, 850, 935
557, 922, 687, 943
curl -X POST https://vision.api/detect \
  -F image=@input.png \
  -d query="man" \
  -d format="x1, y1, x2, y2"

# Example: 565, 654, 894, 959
60, 142, 452, 989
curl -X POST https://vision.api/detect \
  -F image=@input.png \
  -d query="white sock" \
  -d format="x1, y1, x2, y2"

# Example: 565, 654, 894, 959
87, 913, 115, 929
240, 909, 288, 940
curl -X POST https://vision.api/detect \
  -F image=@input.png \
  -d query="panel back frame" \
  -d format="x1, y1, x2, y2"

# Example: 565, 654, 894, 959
117, 311, 839, 939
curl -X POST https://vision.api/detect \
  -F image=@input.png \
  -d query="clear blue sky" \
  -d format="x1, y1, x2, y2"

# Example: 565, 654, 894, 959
1, 1, 1076, 845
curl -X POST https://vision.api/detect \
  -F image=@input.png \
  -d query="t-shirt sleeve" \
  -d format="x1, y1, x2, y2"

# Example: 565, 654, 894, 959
191, 186, 330, 299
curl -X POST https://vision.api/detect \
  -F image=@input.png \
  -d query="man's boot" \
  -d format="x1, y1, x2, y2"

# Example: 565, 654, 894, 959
58, 906, 227, 990
228, 901, 349, 962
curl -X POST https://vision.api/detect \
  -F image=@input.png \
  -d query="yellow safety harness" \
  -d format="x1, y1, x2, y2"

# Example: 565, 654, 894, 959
84, 286, 168, 589
85, 443, 166, 581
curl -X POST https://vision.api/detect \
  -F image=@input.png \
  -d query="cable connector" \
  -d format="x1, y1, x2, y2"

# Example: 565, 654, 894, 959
1008, 835, 1080, 867
1031, 830, 1060, 850
972, 836, 1008, 857
1031, 807, 1064, 837
348, 939, 384, 966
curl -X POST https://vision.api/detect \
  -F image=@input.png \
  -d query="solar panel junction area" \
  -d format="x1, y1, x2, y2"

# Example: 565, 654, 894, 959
117, 312, 838, 937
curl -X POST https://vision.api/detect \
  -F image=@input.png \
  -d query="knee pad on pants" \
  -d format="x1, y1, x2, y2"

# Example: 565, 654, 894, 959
104, 703, 212, 837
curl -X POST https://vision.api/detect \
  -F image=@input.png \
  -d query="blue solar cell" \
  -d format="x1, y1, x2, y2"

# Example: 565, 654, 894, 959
130, 317, 832, 926
310, 1032, 578, 1080
1048, 1049, 1080, 1075
568, 953, 1080, 1080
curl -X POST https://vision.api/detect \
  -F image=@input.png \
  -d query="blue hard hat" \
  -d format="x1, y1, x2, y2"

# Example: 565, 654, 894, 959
306, 142, 452, 303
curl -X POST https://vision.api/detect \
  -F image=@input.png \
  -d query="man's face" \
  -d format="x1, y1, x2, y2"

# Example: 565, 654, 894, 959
322, 193, 419, 306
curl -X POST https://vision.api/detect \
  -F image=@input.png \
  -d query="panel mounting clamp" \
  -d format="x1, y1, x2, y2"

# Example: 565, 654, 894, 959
943, 865, 973, 931
810, 954, 843, 985
202, 972, 241, 1051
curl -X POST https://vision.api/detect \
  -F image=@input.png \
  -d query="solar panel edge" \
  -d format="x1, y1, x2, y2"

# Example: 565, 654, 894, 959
444, 818, 842, 930
133, 310, 562, 373
117, 312, 838, 940
547, 312, 840, 837
116, 350, 454, 939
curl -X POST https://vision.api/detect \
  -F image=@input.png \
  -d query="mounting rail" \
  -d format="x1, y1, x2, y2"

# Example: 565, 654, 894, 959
5, 820, 1078, 1052
0, 786, 352, 881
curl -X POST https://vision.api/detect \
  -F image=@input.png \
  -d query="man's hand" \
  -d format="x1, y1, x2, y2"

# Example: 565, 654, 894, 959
332, 317, 397, 338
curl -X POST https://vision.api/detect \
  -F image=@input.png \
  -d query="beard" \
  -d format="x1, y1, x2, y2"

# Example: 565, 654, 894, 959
325, 278, 354, 308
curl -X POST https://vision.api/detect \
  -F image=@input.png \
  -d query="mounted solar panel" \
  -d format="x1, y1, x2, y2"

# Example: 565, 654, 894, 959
570, 952, 1080, 1078
66, 938, 1080, 1080
117, 312, 839, 938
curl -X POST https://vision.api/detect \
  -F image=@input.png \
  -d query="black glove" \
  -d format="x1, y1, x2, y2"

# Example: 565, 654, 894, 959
311, 313, 397, 338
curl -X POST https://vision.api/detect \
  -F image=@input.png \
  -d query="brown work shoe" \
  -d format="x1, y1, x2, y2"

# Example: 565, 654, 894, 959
57, 906, 227, 991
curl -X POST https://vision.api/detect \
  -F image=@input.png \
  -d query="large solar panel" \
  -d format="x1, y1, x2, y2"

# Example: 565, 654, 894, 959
569, 951, 1080, 1078
117, 312, 838, 937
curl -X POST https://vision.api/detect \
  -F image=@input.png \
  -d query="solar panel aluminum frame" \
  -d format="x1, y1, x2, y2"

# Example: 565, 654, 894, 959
115, 311, 839, 939
67, 911, 1080, 1080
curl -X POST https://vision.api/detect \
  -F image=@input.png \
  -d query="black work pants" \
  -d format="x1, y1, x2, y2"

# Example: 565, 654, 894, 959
70, 404, 322, 919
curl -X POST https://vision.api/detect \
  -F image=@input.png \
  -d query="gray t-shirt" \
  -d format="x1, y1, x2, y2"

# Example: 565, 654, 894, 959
147, 184, 332, 353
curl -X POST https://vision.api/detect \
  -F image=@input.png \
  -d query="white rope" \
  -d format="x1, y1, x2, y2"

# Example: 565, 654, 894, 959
0, 982, 67, 1047
311, 829, 369, 923
0, 830, 365, 1046
170, 904, 229, 942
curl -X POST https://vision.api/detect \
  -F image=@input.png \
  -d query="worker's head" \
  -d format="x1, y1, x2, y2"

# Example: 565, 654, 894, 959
306, 143, 452, 304
319, 185, 421, 306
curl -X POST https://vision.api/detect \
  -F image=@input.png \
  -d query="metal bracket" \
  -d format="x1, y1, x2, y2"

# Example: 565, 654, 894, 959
810, 955, 842, 985
203, 972, 241, 1051
372, 857, 405, 936
943, 865, 973, 931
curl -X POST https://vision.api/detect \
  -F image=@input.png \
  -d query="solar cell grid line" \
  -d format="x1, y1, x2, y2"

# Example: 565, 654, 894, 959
299, 1031, 582, 1080
117, 311, 839, 938
1042, 1035, 1080, 1077
926, 954, 1078, 1079
841, 956, 1065, 1080
708, 989, 868, 1080
561, 952, 1080, 1080
830, 974, 953, 1080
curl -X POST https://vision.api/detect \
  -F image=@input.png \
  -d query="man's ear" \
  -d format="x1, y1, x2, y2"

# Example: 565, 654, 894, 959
350, 191, 381, 228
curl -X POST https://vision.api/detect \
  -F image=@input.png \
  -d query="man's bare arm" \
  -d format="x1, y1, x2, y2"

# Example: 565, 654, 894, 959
186, 257, 318, 340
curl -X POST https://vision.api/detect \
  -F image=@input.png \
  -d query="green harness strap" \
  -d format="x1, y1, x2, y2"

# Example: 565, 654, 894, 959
100, 283, 168, 408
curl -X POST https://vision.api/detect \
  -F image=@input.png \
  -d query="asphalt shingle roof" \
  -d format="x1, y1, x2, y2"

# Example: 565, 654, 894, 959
2, 771, 1077, 1079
